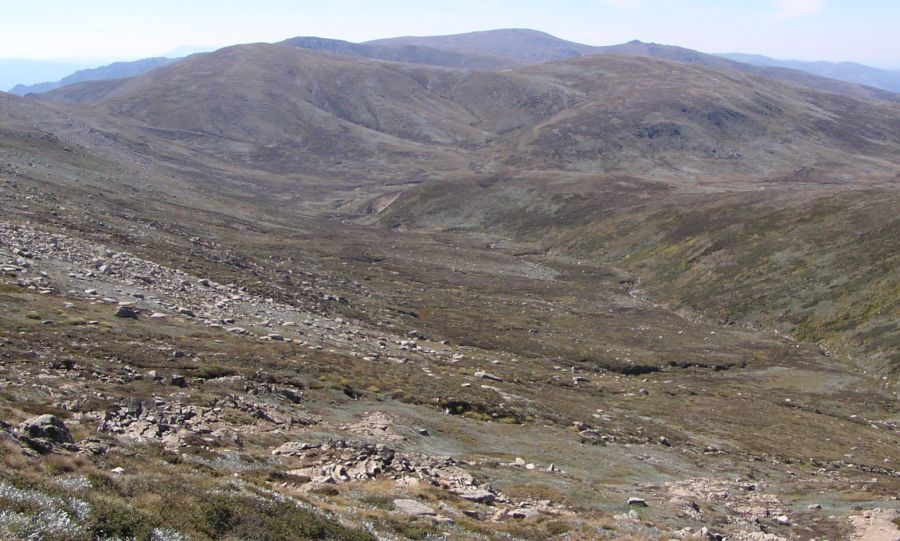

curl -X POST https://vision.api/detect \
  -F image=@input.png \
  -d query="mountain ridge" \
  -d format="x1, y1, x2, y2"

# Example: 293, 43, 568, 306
366, 29, 900, 102
10, 29, 900, 105
719, 52, 900, 93
35, 42, 900, 183
9, 56, 180, 96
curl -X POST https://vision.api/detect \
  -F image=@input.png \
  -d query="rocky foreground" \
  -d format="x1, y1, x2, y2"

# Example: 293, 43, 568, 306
1, 204, 898, 541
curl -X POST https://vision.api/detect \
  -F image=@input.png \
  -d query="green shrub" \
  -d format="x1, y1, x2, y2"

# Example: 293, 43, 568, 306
193, 365, 236, 380
88, 497, 155, 540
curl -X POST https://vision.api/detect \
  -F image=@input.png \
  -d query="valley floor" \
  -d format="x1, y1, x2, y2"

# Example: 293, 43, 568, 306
0, 165, 897, 540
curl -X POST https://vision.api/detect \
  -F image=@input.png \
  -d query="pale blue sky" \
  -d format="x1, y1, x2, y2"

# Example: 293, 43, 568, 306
0, 0, 898, 68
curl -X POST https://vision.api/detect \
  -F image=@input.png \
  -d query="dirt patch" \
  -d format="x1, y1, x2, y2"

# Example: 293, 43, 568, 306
849, 508, 900, 541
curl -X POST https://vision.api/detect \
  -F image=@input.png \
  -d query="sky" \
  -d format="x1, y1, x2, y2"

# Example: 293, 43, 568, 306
0, 0, 898, 69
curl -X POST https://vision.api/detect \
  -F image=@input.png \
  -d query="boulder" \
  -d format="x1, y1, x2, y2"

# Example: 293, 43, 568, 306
474, 371, 503, 382
114, 306, 139, 319
457, 488, 496, 504
17, 414, 73, 452
393, 499, 436, 516
510, 507, 538, 519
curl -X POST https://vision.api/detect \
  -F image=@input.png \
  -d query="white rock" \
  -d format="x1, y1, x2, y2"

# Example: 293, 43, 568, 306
474, 371, 503, 382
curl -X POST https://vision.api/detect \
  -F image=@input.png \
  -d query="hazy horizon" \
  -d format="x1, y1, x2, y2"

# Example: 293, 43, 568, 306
0, 0, 898, 69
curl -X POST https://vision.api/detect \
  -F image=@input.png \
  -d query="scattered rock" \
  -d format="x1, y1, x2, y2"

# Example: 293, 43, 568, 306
272, 441, 319, 456
345, 411, 404, 442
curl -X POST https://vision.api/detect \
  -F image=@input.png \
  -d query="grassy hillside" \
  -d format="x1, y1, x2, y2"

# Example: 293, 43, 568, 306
379, 176, 900, 373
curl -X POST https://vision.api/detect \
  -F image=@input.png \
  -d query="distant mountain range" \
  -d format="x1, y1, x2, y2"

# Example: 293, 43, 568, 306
36, 37, 900, 183
0, 58, 94, 92
355, 30, 900, 102
9, 57, 180, 96
5, 29, 900, 104
717, 53, 900, 93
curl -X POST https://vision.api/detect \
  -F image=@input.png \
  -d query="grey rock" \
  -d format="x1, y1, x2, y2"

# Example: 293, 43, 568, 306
474, 371, 503, 382
457, 488, 495, 504
393, 499, 436, 516
510, 507, 538, 519
18, 414, 74, 445
272, 441, 319, 456
114, 305, 139, 319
